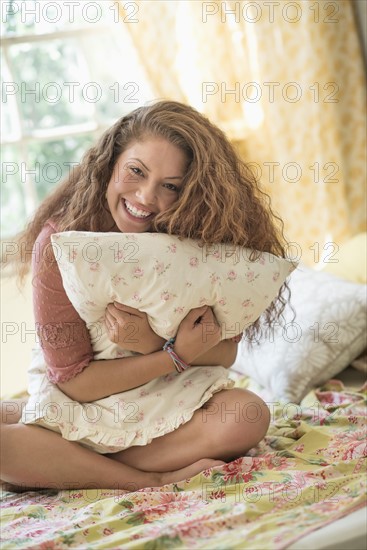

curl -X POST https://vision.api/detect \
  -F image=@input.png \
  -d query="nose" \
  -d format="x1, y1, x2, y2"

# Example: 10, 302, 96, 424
135, 179, 157, 206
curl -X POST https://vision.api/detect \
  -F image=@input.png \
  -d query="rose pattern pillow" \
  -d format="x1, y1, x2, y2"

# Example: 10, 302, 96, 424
51, 231, 297, 360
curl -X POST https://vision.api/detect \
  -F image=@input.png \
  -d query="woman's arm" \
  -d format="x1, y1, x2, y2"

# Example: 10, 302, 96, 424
59, 336, 238, 403
57, 350, 176, 402
104, 302, 238, 368
192, 339, 238, 369
32, 223, 95, 384
58, 306, 221, 402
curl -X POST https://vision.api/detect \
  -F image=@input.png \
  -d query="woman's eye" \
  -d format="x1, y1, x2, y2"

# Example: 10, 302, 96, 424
164, 183, 179, 192
130, 166, 143, 176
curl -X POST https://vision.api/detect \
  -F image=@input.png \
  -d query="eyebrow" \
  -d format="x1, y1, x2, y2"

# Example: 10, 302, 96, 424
130, 157, 184, 180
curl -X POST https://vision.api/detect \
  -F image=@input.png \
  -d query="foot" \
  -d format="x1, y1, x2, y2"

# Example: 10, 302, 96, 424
159, 458, 225, 487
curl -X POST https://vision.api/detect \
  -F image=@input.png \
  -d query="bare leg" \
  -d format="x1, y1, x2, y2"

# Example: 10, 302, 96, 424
109, 405, 209, 472
0, 400, 224, 491
110, 388, 270, 472
1, 398, 27, 424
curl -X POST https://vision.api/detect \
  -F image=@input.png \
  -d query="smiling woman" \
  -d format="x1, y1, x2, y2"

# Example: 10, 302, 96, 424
1, 99, 292, 491
104, 139, 188, 232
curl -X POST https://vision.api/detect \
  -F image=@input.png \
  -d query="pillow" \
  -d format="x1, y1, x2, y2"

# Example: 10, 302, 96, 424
321, 232, 367, 284
51, 231, 297, 360
232, 264, 367, 403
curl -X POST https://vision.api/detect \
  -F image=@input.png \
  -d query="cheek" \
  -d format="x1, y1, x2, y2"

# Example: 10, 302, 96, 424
106, 175, 129, 200
161, 194, 179, 211
118, 172, 141, 193
105, 184, 114, 204
105, 182, 120, 212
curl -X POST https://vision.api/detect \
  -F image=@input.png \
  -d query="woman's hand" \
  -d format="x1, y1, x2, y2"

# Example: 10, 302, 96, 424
173, 306, 221, 364
104, 302, 165, 354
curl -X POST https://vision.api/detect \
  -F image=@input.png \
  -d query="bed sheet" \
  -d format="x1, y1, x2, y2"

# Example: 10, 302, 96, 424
1, 372, 366, 550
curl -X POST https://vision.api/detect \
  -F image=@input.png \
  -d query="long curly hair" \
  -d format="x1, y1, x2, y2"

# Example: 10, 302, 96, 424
6, 100, 294, 345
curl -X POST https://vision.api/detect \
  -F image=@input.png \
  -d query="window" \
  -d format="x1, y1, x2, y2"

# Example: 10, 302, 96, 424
1, 0, 154, 238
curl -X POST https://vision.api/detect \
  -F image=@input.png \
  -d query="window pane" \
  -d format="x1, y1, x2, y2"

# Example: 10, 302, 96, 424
8, 39, 96, 134
1, 50, 21, 142
80, 29, 155, 124
1, 145, 27, 238
27, 134, 95, 202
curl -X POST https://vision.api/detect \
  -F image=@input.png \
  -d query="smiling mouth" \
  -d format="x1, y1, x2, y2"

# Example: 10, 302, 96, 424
123, 199, 154, 220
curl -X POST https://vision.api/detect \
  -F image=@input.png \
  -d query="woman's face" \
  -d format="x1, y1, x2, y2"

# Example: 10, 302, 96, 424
105, 137, 189, 233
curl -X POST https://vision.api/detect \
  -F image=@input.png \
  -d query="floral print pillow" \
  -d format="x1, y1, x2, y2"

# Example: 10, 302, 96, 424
51, 231, 297, 359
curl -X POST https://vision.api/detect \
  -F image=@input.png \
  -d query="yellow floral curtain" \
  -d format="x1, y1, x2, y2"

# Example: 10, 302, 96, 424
120, 0, 366, 266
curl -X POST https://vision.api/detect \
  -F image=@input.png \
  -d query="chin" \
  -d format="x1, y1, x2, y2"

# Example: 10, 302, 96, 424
118, 221, 152, 234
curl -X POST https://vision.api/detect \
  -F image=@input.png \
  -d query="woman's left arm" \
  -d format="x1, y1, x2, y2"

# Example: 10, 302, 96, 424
192, 339, 238, 369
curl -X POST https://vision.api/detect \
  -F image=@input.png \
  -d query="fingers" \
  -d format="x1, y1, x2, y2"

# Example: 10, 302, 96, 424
104, 309, 115, 325
104, 306, 131, 333
104, 306, 139, 345
105, 302, 143, 322
184, 305, 209, 325
196, 307, 220, 333
110, 302, 143, 317
201, 306, 218, 324
230, 334, 243, 344
104, 310, 118, 342
181, 306, 220, 331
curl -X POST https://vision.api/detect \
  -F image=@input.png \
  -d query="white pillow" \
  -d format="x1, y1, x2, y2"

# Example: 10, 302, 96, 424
233, 264, 367, 403
51, 231, 297, 359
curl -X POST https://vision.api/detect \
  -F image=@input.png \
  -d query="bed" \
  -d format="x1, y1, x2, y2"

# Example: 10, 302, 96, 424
1, 363, 366, 550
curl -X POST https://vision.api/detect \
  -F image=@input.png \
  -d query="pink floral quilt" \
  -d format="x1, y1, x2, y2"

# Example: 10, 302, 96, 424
1, 376, 366, 549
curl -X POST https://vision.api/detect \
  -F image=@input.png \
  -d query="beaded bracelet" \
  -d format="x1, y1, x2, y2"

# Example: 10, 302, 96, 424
163, 337, 190, 373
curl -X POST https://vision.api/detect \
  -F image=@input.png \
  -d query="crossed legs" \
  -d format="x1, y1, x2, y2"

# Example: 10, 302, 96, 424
0, 389, 270, 490
109, 388, 271, 471
0, 399, 224, 491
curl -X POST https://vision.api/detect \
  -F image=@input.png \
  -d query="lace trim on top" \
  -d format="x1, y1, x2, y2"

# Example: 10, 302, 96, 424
37, 322, 89, 350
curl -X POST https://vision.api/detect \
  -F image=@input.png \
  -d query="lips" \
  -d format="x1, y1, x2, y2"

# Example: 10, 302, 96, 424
122, 199, 155, 222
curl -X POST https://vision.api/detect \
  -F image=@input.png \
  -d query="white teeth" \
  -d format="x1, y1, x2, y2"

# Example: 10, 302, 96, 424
124, 200, 152, 219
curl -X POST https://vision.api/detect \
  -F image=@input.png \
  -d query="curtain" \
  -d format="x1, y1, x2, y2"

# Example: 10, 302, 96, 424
119, 0, 366, 266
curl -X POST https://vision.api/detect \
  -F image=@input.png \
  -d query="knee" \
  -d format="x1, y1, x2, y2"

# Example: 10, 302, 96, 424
0, 424, 25, 489
203, 389, 271, 455
232, 391, 270, 450
249, 394, 271, 443
0, 424, 14, 476
1, 399, 26, 424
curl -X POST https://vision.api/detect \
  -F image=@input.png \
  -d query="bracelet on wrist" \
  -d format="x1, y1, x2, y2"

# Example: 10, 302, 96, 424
163, 337, 190, 373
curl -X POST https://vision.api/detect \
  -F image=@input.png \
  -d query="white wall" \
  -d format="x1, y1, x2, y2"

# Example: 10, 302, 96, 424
1, 274, 35, 397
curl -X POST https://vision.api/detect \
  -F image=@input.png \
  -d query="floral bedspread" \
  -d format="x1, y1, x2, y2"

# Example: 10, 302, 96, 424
1, 376, 366, 550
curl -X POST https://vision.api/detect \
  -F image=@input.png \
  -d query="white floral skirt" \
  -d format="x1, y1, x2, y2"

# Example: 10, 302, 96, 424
20, 348, 234, 454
